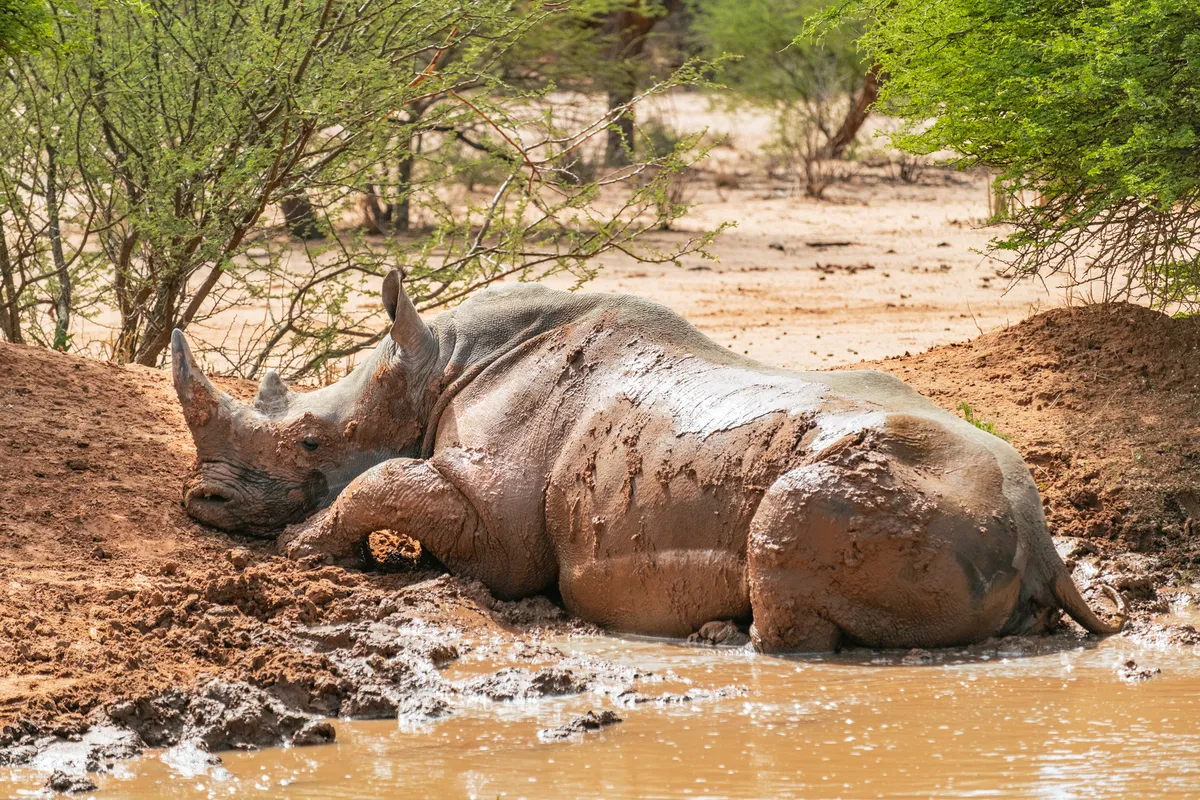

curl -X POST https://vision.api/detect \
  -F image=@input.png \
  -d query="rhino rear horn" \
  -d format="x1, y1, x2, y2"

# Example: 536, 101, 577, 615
253, 369, 290, 415
382, 269, 437, 363
171, 329, 230, 438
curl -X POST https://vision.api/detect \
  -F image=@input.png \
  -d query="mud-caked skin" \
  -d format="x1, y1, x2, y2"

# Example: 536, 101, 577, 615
172, 271, 1122, 652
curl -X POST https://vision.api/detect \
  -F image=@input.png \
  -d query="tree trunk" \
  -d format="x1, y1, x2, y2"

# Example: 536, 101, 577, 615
45, 143, 71, 351
363, 150, 415, 235
602, 5, 665, 168
361, 186, 388, 235
388, 151, 413, 232
0, 226, 23, 344
131, 266, 185, 366
604, 81, 638, 168
826, 63, 882, 160
112, 233, 142, 363
281, 194, 324, 240
989, 174, 1011, 219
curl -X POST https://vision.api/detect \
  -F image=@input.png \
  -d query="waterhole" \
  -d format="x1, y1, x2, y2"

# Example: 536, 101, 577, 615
7, 631, 1200, 798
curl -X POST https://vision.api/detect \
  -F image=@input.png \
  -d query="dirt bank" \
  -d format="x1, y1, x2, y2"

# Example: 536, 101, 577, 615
2, 301, 1198, 782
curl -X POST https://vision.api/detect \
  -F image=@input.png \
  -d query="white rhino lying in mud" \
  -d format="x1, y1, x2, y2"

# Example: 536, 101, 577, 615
172, 271, 1122, 652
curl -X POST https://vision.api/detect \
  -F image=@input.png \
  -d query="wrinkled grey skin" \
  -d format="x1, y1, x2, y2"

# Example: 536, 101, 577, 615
173, 271, 1122, 652
173, 271, 431, 535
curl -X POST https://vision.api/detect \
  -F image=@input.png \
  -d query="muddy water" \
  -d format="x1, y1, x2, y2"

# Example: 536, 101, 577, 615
8, 633, 1200, 799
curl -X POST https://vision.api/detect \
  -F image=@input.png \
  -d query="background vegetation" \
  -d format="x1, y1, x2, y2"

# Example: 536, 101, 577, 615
10, 0, 1190, 381
825, 0, 1200, 309
0, 0, 719, 377
0, 0, 48, 55
692, 0, 870, 196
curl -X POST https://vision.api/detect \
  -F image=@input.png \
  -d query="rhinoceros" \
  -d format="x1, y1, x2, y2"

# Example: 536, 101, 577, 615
172, 271, 1121, 652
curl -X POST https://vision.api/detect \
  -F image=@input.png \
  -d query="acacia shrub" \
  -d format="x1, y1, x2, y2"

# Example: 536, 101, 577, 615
0, 0, 719, 377
825, 0, 1200, 307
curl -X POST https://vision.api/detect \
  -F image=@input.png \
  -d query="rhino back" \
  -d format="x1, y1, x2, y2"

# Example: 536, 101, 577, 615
423, 284, 1046, 634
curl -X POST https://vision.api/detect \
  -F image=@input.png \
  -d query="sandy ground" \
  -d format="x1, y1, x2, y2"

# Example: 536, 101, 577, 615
542, 169, 1056, 370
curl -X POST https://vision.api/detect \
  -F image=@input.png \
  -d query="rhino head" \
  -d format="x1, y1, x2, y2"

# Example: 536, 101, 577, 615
172, 270, 439, 535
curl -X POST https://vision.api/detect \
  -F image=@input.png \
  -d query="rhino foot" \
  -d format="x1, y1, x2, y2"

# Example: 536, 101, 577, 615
687, 620, 749, 647
277, 508, 359, 564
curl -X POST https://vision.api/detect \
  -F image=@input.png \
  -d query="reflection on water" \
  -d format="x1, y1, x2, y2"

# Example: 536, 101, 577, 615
7, 632, 1200, 799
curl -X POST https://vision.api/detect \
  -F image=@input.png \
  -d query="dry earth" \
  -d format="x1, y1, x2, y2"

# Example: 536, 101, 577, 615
544, 168, 1060, 371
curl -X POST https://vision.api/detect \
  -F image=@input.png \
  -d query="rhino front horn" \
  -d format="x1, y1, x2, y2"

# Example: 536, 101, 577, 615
382, 269, 438, 364
171, 328, 224, 432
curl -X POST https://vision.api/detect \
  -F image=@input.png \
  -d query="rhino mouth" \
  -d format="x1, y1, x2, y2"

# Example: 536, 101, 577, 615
183, 479, 236, 506
181, 470, 270, 531
183, 482, 239, 529
190, 488, 231, 506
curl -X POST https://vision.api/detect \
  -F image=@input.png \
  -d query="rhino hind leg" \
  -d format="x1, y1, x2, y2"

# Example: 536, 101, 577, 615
749, 605, 842, 654
746, 465, 850, 653
747, 459, 1020, 652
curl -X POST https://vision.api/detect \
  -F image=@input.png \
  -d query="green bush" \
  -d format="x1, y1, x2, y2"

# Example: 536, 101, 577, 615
957, 402, 1005, 440
693, 0, 867, 196
823, 0, 1200, 308
0, 0, 49, 55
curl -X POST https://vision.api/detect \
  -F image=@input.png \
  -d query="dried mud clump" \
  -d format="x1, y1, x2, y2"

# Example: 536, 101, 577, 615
45, 772, 97, 795
1118, 659, 1162, 683
538, 710, 622, 742
361, 529, 430, 572
687, 620, 750, 646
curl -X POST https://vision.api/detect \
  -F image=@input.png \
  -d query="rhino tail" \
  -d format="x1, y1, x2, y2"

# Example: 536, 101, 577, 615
1052, 567, 1126, 635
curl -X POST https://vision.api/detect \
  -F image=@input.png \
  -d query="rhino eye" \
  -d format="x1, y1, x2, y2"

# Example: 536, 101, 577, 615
299, 437, 320, 452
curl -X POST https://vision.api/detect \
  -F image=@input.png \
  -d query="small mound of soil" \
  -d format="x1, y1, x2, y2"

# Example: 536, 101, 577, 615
869, 302, 1200, 583
538, 710, 622, 742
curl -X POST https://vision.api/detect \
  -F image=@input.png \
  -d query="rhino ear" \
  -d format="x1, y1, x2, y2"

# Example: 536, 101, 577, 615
381, 268, 437, 363
253, 369, 290, 415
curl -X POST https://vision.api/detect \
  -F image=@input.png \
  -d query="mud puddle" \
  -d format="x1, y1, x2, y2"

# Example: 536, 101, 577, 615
6, 622, 1200, 800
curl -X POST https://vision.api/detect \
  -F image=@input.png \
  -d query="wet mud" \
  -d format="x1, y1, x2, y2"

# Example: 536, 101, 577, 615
8, 629, 1200, 798
0, 567, 635, 786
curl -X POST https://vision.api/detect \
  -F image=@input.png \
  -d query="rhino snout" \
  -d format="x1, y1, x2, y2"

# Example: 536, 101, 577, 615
181, 461, 328, 536
182, 471, 249, 531
185, 483, 233, 509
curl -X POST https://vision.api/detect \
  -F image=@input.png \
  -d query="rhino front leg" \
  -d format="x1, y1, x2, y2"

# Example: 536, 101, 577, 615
278, 457, 484, 572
